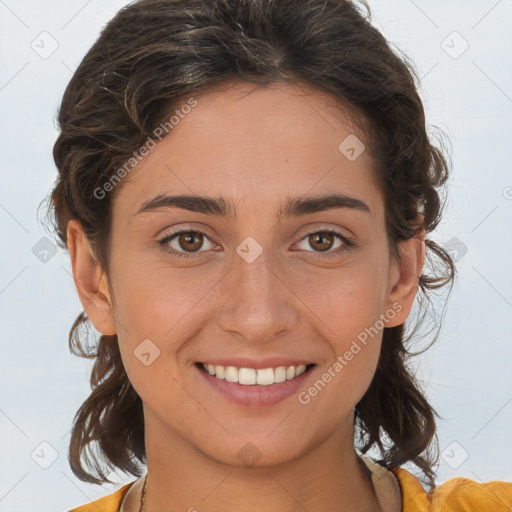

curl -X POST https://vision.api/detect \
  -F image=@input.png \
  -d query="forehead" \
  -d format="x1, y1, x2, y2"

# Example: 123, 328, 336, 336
113, 80, 383, 220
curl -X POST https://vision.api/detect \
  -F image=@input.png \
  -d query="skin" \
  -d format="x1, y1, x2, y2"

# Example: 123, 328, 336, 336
67, 80, 425, 512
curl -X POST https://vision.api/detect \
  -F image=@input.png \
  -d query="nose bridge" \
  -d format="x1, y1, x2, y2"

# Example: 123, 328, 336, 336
215, 239, 297, 343
235, 243, 275, 299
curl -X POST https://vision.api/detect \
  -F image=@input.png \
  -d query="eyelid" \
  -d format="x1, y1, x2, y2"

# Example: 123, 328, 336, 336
292, 228, 356, 255
158, 228, 217, 254
157, 225, 357, 259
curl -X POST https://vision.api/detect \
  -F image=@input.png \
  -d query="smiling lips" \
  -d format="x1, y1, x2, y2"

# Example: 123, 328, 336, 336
199, 362, 313, 386
196, 359, 316, 407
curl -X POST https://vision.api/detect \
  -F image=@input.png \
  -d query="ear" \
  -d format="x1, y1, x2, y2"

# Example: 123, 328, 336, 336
384, 227, 426, 327
66, 219, 117, 335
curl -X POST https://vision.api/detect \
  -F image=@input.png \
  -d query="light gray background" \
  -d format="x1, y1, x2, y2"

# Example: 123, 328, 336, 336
0, 1, 511, 511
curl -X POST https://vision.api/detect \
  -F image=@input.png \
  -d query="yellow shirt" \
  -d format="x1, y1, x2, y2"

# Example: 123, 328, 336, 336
68, 467, 512, 512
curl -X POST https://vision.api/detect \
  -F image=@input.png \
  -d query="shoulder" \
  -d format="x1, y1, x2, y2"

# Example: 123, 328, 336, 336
429, 475, 512, 511
391, 467, 512, 512
68, 481, 135, 512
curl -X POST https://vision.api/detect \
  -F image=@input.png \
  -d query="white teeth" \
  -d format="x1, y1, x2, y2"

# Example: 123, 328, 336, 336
201, 363, 309, 385
274, 366, 287, 383
286, 366, 296, 380
239, 368, 256, 385
215, 365, 225, 379
256, 368, 274, 386
225, 366, 238, 383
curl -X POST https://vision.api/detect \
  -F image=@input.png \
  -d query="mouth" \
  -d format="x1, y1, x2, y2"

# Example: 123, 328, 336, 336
195, 361, 317, 407
196, 362, 316, 386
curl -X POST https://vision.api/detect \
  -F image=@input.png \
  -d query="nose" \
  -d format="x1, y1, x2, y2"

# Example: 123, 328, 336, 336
215, 245, 299, 345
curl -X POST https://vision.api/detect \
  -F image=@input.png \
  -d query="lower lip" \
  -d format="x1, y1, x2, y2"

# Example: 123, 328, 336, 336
195, 364, 316, 407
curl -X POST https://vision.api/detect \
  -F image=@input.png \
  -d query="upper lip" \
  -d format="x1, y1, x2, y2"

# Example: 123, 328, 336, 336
198, 357, 315, 369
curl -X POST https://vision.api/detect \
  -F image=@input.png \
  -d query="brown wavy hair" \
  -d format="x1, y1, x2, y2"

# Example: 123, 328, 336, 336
44, 0, 455, 492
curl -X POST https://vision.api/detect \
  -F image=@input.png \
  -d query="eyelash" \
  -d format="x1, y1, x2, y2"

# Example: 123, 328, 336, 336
158, 228, 358, 260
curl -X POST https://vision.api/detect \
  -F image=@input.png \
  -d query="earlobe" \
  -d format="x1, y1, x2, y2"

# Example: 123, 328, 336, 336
67, 219, 117, 336
384, 229, 426, 328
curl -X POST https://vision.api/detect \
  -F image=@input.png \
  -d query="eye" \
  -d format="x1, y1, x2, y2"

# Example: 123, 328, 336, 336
293, 229, 357, 257
158, 229, 216, 259
157, 228, 358, 260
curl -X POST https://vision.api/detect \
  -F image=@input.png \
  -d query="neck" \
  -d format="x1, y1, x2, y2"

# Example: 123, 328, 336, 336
141, 410, 380, 512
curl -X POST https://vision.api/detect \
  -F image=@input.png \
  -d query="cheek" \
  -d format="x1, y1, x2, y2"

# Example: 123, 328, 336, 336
109, 247, 204, 334
109, 250, 218, 396
302, 342, 380, 432
292, 258, 388, 337
297, 281, 383, 418
291, 262, 385, 396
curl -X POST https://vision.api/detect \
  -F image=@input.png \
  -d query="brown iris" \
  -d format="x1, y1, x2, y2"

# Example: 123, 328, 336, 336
178, 232, 204, 252
308, 232, 335, 252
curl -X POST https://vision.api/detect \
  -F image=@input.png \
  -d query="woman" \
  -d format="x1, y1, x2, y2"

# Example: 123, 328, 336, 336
47, 0, 512, 510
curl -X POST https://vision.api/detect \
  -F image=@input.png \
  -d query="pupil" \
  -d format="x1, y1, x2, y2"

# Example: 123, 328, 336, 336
312, 233, 332, 252
181, 233, 202, 252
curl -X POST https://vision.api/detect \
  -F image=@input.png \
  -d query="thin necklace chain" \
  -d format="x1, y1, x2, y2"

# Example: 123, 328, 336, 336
138, 473, 147, 512
138, 456, 380, 512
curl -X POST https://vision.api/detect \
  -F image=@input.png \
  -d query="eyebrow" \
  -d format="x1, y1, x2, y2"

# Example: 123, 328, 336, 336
134, 192, 371, 219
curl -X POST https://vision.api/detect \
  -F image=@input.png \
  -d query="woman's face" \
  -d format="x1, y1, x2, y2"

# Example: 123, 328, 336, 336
71, 80, 423, 468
